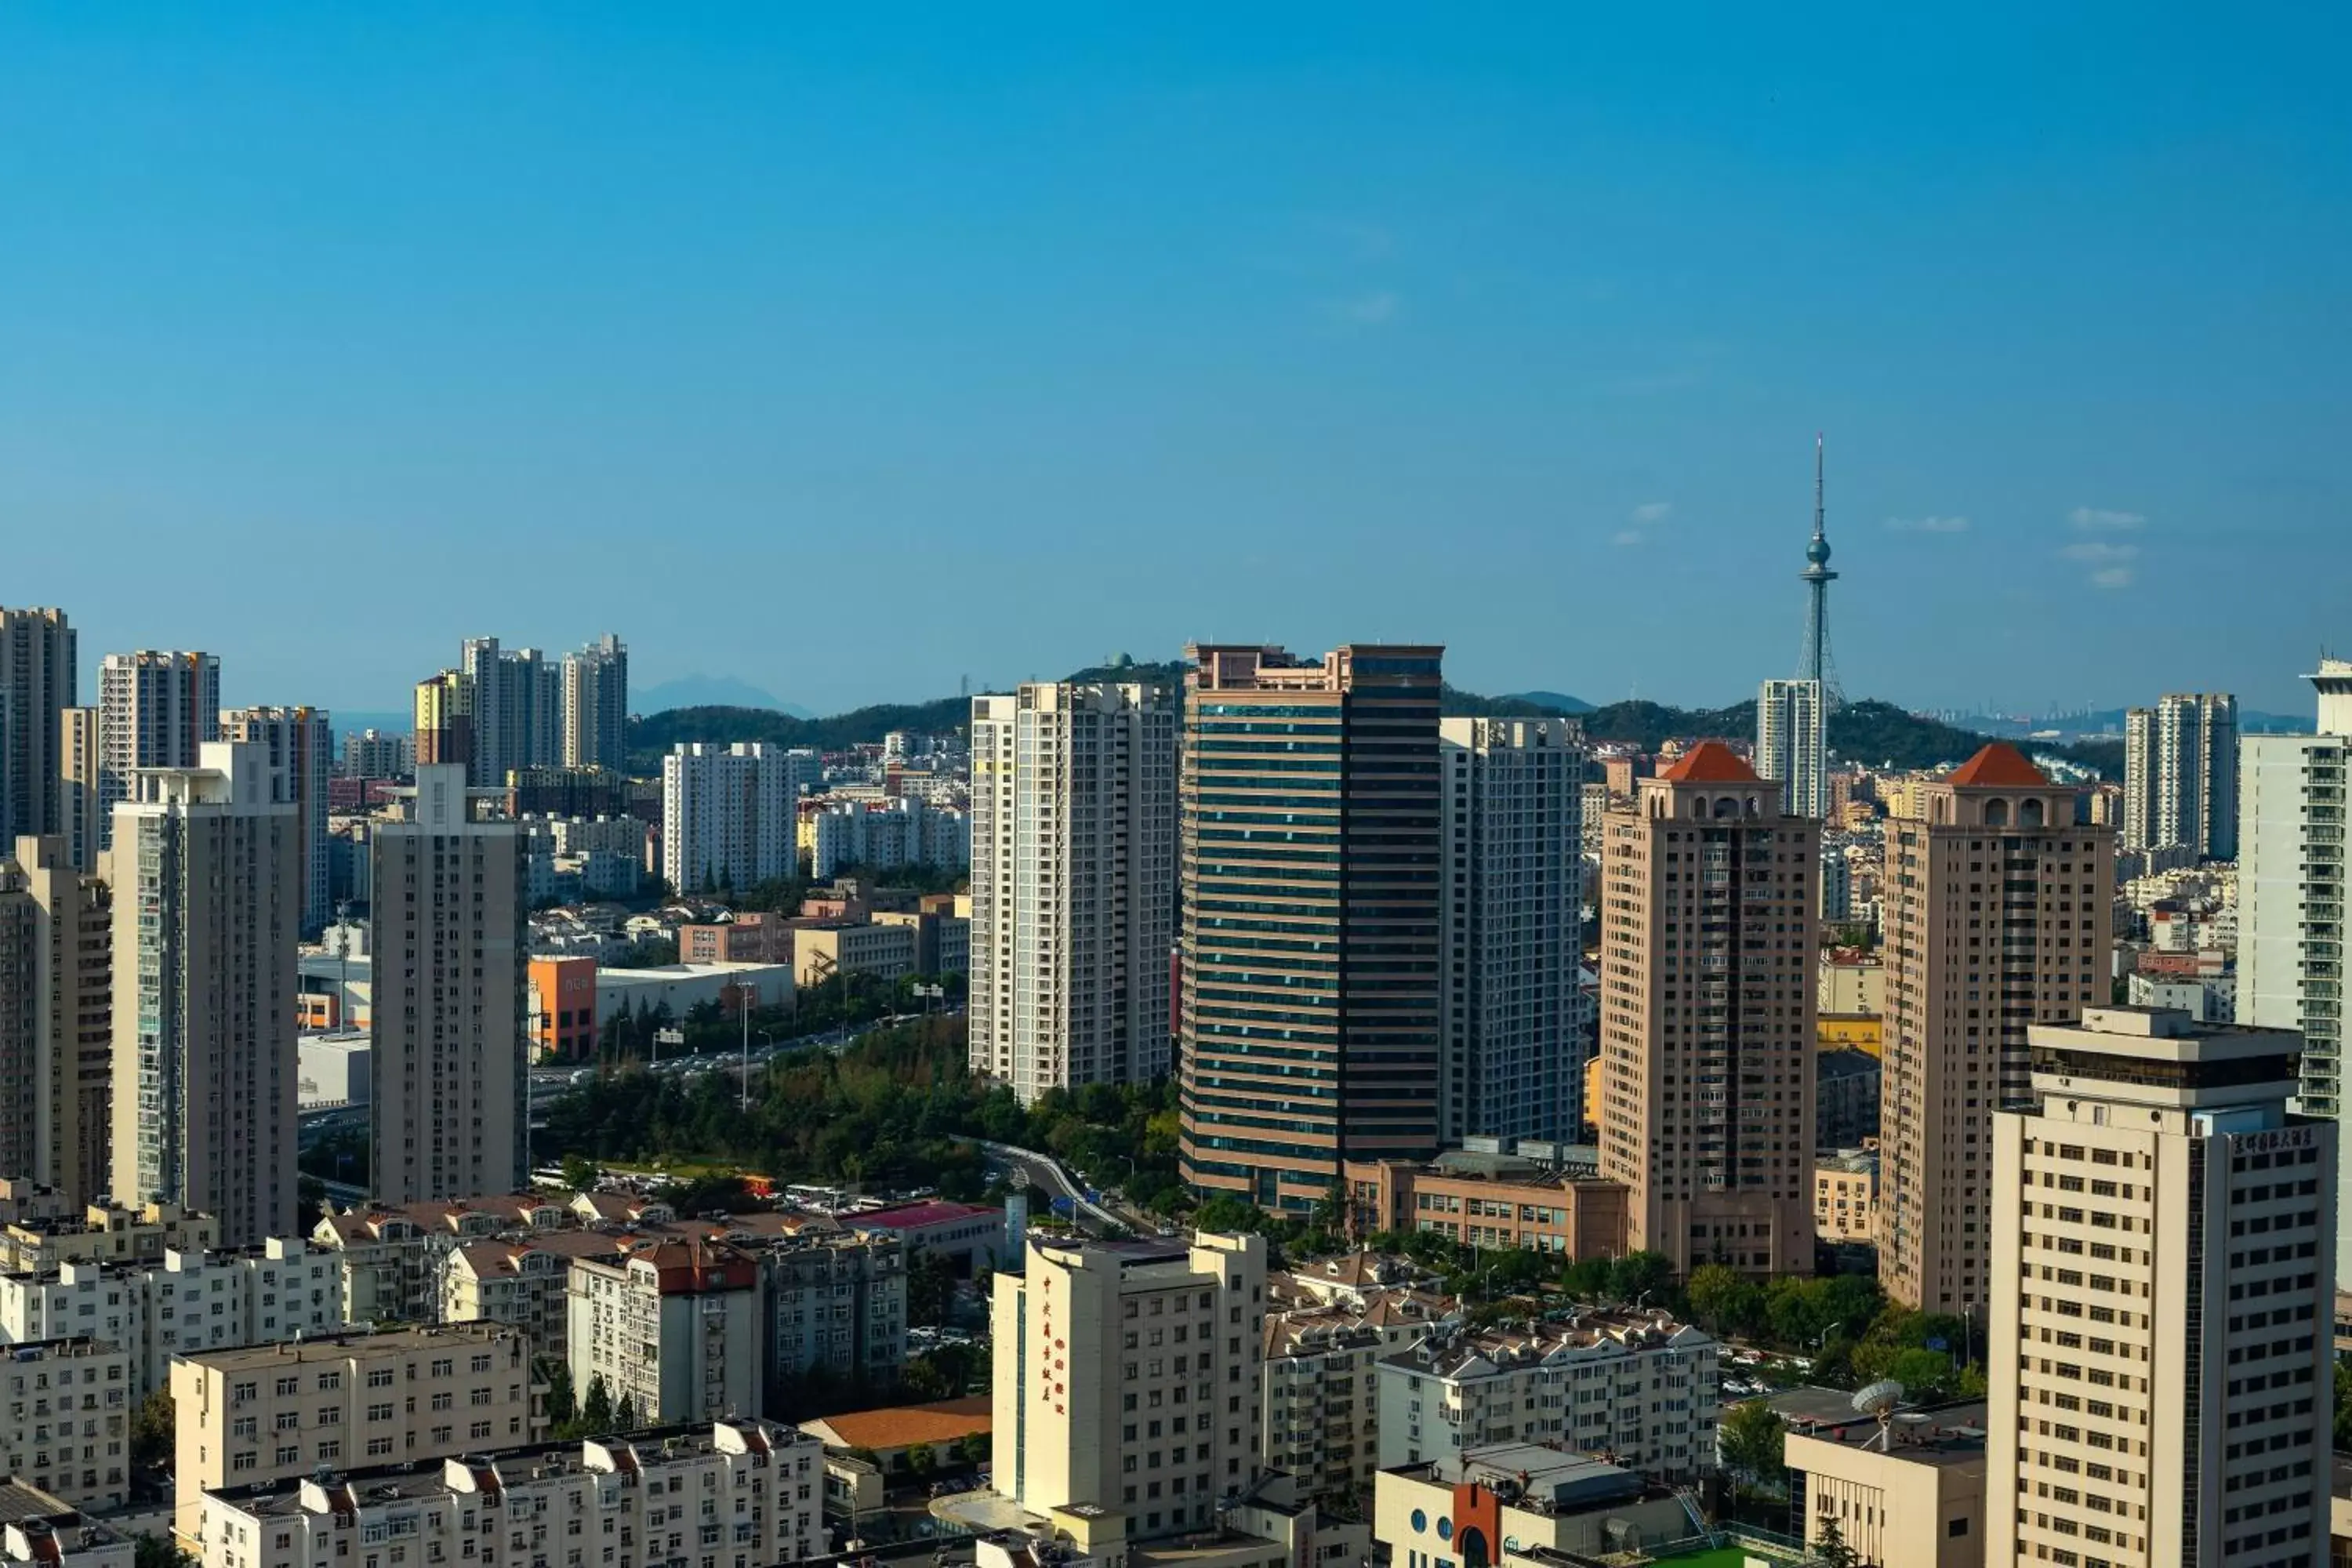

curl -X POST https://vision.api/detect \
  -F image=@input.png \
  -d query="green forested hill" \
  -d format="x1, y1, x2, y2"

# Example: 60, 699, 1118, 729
627, 662, 2122, 779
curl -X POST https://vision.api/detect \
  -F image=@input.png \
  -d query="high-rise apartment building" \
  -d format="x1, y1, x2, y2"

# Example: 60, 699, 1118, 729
1437, 716, 1586, 1144
220, 706, 332, 937
0, 837, 111, 1203
1177, 644, 1444, 1213
1879, 743, 2114, 1311
566, 1240, 762, 1423
412, 670, 472, 772
1755, 677, 1828, 821
96, 651, 220, 851
1985, 1007, 2335, 1568
969, 683, 1177, 1105
108, 742, 299, 1249
2238, 657, 2350, 1275
460, 637, 561, 789
337, 728, 413, 781
369, 764, 525, 1204
660, 742, 815, 892
58, 708, 100, 873
0, 608, 74, 847
1595, 742, 1817, 1277
989, 1232, 1267, 1537
561, 633, 628, 772
2123, 691, 2238, 861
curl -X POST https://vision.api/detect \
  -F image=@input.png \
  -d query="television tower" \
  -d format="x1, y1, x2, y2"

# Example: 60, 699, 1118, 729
1798, 433, 1843, 708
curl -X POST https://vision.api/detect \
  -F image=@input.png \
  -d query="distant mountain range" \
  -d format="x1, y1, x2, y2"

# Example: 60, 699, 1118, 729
622, 659, 2128, 779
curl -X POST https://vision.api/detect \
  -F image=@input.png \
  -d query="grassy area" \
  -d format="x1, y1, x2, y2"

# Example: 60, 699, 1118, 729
1646, 1550, 1760, 1568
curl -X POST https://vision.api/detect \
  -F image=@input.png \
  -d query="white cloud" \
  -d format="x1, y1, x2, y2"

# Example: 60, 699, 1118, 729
1630, 501, 1672, 524
1885, 515, 1970, 533
2068, 506, 2146, 532
1611, 529, 1646, 546
1324, 290, 1399, 326
2060, 539, 2140, 589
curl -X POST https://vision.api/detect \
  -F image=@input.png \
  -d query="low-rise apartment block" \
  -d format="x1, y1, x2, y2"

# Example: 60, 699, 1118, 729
312, 1196, 571, 1323
0, 1338, 132, 1511
195, 1420, 824, 1568
566, 1242, 763, 1425
0, 1201, 218, 1273
0, 1237, 343, 1396
1374, 1313, 1719, 1481
443, 1241, 572, 1359
1344, 1149, 1630, 1258
1261, 1309, 1387, 1500
171, 1324, 546, 1550
793, 921, 918, 988
1813, 1151, 1878, 1245
758, 1233, 906, 1404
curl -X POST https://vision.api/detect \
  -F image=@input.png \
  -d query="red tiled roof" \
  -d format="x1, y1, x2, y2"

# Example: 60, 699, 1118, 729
1945, 742, 2047, 787
851, 1201, 998, 1230
1657, 741, 1759, 784
802, 1396, 992, 1454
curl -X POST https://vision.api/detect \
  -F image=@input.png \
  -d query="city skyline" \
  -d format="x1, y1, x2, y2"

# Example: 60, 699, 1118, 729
2, 9, 2346, 717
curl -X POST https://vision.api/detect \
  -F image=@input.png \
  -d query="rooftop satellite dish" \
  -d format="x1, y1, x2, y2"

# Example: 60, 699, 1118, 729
1852, 1379, 1906, 1450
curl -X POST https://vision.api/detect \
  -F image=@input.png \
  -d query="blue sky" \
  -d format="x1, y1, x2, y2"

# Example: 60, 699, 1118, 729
2, 5, 2345, 720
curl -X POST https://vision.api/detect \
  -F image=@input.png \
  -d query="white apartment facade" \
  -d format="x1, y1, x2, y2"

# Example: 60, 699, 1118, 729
96, 650, 219, 851
2124, 692, 2239, 861
1438, 716, 1587, 1145
368, 764, 527, 1204
0, 1237, 343, 1396
989, 1232, 1266, 1539
565, 1242, 763, 1425
1371, 1313, 1719, 1482
659, 743, 815, 893
1986, 1007, 2335, 1568
758, 1232, 906, 1397
196, 1421, 824, 1568
109, 742, 299, 1249
0, 1337, 132, 1511
1756, 676, 1828, 821
808, 797, 971, 879
339, 729, 414, 781
968, 683, 1176, 1104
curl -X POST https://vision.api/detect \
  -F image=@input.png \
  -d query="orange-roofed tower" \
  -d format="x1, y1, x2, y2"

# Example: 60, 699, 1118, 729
1879, 743, 2115, 1310
1597, 751, 1818, 1277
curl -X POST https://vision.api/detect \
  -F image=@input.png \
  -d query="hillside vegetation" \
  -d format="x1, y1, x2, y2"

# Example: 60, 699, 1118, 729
629, 659, 2123, 779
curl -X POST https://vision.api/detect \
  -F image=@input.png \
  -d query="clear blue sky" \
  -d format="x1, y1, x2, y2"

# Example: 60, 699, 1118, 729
2, 5, 2344, 720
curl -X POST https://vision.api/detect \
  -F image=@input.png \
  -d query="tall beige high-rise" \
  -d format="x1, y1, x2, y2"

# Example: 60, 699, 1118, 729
97, 650, 220, 851
109, 741, 299, 1248
370, 764, 526, 1204
221, 705, 333, 937
1595, 742, 1817, 1277
0, 836, 111, 1203
58, 707, 101, 874
968, 682, 1176, 1105
0, 608, 75, 847
1985, 1007, 2333, 1568
561, 633, 628, 771
1879, 743, 2114, 1311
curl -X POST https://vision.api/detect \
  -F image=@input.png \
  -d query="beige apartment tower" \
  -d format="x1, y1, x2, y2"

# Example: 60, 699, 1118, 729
58, 708, 100, 874
0, 608, 75, 848
1595, 742, 1817, 1277
969, 682, 1177, 1105
989, 1232, 1268, 1538
370, 764, 526, 1204
109, 741, 299, 1249
1986, 1007, 2333, 1568
0, 837, 111, 1203
220, 705, 333, 937
1879, 743, 2114, 1311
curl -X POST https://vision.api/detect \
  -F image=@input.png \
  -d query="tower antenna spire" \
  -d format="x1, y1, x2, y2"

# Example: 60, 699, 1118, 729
1798, 433, 1842, 708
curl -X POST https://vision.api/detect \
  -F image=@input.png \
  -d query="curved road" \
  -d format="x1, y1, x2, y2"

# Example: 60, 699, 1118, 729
976, 1140, 1128, 1234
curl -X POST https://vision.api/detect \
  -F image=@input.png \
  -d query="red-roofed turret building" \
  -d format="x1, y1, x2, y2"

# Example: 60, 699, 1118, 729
1880, 744, 2115, 1310
1596, 742, 1820, 1276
